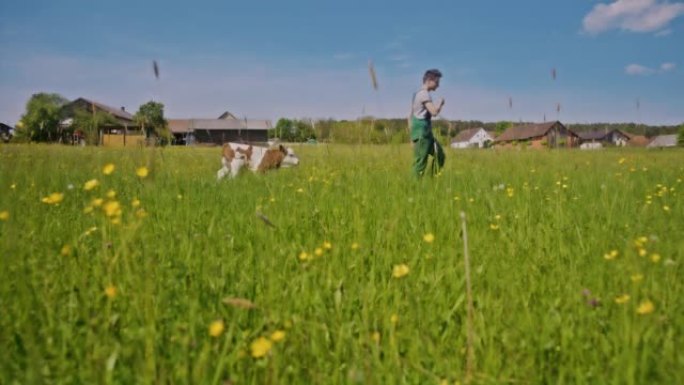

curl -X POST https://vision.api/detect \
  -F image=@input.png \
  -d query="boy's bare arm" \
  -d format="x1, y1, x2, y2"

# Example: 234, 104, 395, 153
425, 98, 445, 117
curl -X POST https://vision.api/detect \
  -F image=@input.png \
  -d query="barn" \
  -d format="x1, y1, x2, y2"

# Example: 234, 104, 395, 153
578, 129, 630, 147
169, 113, 271, 145
450, 128, 494, 149
494, 121, 579, 148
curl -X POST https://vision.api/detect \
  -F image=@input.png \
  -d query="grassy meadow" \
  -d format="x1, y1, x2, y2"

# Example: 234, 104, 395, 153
1, 143, 683, 384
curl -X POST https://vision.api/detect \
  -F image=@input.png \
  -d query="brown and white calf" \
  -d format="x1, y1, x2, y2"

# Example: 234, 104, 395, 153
217, 143, 299, 179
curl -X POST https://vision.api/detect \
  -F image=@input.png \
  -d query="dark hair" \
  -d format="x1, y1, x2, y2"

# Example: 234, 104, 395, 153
423, 69, 442, 83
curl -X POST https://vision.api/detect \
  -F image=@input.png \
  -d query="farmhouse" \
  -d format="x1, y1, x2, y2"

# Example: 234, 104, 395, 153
450, 127, 494, 149
646, 134, 678, 148
578, 129, 630, 147
1, 122, 13, 142
62, 98, 136, 132
169, 112, 272, 145
494, 121, 579, 148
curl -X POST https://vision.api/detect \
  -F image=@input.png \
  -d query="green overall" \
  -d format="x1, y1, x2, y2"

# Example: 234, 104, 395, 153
411, 116, 445, 177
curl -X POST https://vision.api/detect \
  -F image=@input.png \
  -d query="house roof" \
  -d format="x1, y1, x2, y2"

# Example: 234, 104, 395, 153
647, 134, 678, 148
578, 130, 609, 140
217, 111, 238, 120
452, 127, 487, 143
69, 98, 135, 122
495, 121, 572, 142
168, 118, 272, 134
627, 135, 651, 147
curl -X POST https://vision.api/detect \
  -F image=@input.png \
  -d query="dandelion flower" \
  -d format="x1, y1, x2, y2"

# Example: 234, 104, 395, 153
631, 274, 644, 283
392, 264, 410, 279
390, 314, 399, 324
270, 330, 286, 342
135, 208, 148, 219
663, 205, 670, 212
489, 223, 499, 230
106, 189, 116, 199
0, 211, 8, 221
423, 233, 435, 243
614, 294, 630, 304
296, 188, 304, 193
322, 241, 332, 250
314, 247, 324, 257
83, 179, 99, 191
298, 251, 310, 261
60, 244, 72, 257
371, 331, 381, 343
638, 248, 647, 257
603, 250, 619, 260
250, 337, 273, 358
136, 166, 149, 178
131, 199, 141, 208
636, 300, 654, 315
41, 192, 64, 205
650, 253, 661, 263
209, 320, 225, 337
102, 163, 115, 175
91, 198, 104, 207
351, 242, 360, 250
618, 157, 626, 164
10, 184, 16, 189
105, 285, 117, 299
103, 201, 122, 218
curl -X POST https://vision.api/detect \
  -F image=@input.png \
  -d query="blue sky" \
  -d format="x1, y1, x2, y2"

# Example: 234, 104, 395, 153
1, 0, 682, 125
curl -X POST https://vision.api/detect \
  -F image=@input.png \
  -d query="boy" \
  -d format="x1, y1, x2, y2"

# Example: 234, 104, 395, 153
410, 69, 445, 177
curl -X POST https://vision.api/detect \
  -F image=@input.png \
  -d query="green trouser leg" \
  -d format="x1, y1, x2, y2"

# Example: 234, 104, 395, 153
413, 137, 446, 177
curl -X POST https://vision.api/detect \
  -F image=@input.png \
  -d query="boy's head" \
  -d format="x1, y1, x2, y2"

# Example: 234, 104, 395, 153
423, 69, 442, 91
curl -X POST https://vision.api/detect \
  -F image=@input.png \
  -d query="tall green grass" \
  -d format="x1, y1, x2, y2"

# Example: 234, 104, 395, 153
1, 144, 682, 384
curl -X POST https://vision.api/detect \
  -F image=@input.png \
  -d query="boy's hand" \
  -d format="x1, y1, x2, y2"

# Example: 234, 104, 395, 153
439, 97, 445, 107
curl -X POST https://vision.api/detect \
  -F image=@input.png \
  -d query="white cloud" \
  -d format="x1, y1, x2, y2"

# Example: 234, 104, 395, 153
625, 63, 656, 75
624, 62, 676, 75
661, 62, 676, 71
583, 0, 684, 34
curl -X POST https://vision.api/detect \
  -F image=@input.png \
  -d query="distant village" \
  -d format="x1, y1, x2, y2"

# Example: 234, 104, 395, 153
1, 96, 681, 149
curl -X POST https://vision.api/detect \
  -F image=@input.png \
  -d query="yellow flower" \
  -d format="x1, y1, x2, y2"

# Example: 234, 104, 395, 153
638, 248, 647, 257
60, 244, 72, 256
298, 251, 311, 261
0, 210, 8, 221
105, 285, 117, 299
636, 300, 654, 315
10, 184, 16, 189
41, 192, 64, 205
662, 205, 670, 212
102, 163, 115, 175
83, 179, 99, 191
506, 187, 514, 197
390, 314, 399, 324
91, 198, 104, 207
371, 331, 381, 343
131, 199, 141, 208
136, 167, 149, 178
423, 233, 435, 243
351, 242, 360, 250
106, 189, 117, 199
103, 201, 122, 218
631, 274, 644, 283
392, 264, 410, 279
618, 157, 626, 164
314, 247, 324, 257
489, 223, 499, 230
135, 208, 148, 219
209, 320, 225, 337
322, 241, 332, 250
250, 337, 273, 358
650, 253, 661, 263
270, 330, 286, 342
296, 188, 304, 193
614, 294, 630, 304
494, 214, 501, 220
634, 236, 648, 248
603, 250, 619, 260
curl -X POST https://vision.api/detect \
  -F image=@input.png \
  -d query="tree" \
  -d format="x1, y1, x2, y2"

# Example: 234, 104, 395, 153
17, 93, 69, 142
678, 124, 684, 147
71, 108, 117, 145
134, 101, 168, 140
495, 121, 512, 135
